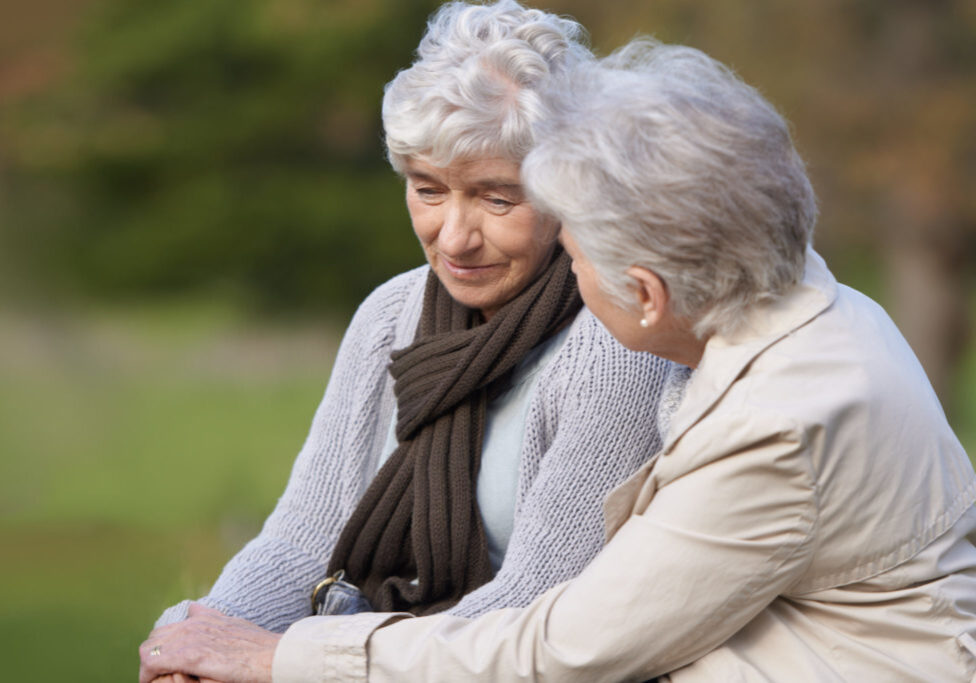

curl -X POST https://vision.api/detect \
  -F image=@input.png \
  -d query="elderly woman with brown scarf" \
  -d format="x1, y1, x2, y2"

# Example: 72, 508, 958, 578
140, 3, 674, 682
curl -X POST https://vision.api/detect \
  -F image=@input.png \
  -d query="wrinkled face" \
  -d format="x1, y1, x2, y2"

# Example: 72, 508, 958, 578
404, 157, 560, 320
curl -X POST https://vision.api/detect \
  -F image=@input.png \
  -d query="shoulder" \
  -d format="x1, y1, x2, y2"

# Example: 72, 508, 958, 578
548, 308, 674, 390
341, 265, 428, 350
326, 266, 428, 369
672, 291, 974, 588
744, 283, 935, 427
354, 265, 428, 324
527, 308, 675, 433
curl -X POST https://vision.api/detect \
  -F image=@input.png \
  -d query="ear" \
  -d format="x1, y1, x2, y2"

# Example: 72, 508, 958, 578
626, 266, 669, 326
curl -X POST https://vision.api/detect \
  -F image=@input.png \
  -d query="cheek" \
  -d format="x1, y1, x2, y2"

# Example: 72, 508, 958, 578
513, 241, 557, 281
575, 266, 613, 314
577, 275, 602, 309
406, 200, 437, 246
491, 216, 557, 265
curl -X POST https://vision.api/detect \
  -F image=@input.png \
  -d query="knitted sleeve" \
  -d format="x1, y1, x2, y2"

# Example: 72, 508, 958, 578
448, 309, 675, 617
154, 268, 425, 633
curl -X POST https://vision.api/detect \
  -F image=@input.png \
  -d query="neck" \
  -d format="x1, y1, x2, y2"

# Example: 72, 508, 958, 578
666, 332, 707, 369
646, 312, 707, 369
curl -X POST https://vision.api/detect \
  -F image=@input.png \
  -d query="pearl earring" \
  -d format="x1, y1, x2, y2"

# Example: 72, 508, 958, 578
639, 318, 649, 328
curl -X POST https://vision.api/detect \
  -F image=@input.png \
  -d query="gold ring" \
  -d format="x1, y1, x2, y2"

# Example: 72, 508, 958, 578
150, 646, 162, 657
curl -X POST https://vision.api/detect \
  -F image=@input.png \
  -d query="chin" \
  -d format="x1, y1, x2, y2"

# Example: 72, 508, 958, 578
444, 287, 497, 314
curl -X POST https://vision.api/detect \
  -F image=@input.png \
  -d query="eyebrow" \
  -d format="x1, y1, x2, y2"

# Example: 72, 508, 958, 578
478, 180, 524, 194
405, 171, 523, 193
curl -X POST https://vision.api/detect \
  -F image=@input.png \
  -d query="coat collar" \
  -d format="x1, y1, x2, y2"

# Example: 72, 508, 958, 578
662, 248, 838, 455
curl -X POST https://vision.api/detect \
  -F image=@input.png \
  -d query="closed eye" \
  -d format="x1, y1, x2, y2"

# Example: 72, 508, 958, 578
483, 195, 517, 213
413, 186, 445, 202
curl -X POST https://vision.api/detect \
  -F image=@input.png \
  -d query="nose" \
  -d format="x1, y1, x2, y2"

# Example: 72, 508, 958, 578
437, 197, 483, 257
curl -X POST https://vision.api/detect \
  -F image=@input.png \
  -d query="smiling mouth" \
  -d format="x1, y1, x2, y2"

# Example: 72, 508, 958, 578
441, 258, 501, 278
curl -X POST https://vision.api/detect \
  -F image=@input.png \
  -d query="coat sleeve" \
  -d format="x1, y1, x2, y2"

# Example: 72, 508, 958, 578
273, 410, 818, 681
155, 270, 421, 633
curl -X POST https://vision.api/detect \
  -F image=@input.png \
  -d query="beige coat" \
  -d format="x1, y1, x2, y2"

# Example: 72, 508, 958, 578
273, 250, 976, 682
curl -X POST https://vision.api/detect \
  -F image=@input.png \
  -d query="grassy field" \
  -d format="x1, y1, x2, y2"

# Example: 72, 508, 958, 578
0, 301, 341, 681
1, 299, 974, 682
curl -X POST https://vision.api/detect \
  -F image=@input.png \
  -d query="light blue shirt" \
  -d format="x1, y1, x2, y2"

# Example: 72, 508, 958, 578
378, 324, 573, 571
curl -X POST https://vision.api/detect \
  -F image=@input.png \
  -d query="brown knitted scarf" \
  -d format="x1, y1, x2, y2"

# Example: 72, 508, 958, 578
327, 249, 581, 615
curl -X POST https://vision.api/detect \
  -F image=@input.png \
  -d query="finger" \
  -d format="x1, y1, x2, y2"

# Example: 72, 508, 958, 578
139, 640, 175, 683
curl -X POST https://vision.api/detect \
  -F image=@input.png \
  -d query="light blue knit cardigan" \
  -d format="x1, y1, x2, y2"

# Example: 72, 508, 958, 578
156, 266, 678, 632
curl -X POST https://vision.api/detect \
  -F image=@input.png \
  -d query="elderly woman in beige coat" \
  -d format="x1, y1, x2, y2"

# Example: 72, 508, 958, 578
140, 38, 976, 682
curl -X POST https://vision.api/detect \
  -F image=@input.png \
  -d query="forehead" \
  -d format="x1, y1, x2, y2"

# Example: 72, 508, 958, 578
404, 156, 523, 188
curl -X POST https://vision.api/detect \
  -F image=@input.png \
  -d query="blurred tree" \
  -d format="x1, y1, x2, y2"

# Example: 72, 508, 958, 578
1, 0, 974, 405
2, 0, 440, 314
844, 0, 976, 399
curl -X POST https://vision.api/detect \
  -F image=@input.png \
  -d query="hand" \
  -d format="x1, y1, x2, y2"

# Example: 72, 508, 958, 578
140, 603, 281, 683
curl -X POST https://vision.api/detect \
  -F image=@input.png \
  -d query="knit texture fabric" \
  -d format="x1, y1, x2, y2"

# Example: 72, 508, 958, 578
656, 363, 693, 441
155, 265, 676, 633
329, 253, 581, 614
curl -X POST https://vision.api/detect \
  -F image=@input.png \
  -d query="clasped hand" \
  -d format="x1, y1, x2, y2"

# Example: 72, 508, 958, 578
139, 603, 282, 683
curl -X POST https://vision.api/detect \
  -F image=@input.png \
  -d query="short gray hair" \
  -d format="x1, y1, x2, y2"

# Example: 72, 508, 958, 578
523, 38, 818, 338
383, 0, 591, 172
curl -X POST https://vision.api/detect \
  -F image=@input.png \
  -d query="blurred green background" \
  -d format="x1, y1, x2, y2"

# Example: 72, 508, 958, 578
1, 0, 974, 680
